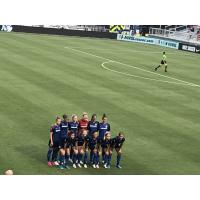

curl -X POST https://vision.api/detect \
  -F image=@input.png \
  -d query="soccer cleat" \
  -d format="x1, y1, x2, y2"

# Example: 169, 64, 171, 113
107, 165, 111, 169
155, 67, 157, 71
116, 165, 122, 169
80, 161, 83, 165
104, 164, 107, 168
92, 164, 96, 168
96, 164, 99, 169
59, 165, 65, 170
83, 164, 88, 168
53, 161, 59, 166
47, 162, 53, 167
77, 163, 82, 168
165, 70, 167, 72
69, 159, 73, 163
73, 164, 77, 168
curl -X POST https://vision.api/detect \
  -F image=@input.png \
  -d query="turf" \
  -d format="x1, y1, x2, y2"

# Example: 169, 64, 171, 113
0, 31, 200, 175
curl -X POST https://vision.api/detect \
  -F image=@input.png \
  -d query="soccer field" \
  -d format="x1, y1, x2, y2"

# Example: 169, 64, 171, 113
0, 31, 200, 175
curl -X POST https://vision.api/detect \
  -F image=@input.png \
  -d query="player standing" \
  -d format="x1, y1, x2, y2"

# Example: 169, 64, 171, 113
87, 114, 99, 163
87, 114, 99, 138
78, 112, 89, 135
47, 116, 62, 167
59, 114, 69, 169
155, 51, 168, 72
112, 132, 125, 169
98, 113, 111, 140
69, 114, 79, 136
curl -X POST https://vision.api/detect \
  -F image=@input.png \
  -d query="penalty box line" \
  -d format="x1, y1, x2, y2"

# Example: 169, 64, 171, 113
64, 46, 200, 87
102, 61, 195, 86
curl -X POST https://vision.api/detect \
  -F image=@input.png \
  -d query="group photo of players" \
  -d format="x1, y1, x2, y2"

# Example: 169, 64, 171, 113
47, 112, 125, 169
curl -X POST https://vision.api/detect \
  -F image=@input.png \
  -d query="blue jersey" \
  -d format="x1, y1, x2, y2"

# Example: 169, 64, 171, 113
88, 137, 101, 150
50, 124, 61, 142
66, 137, 76, 148
76, 135, 90, 147
69, 121, 79, 136
113, 137, 125, 148
98, 122, 110, 139
100, 138, 112, 149
60, 120, 68, 138
87, 121, 99, 136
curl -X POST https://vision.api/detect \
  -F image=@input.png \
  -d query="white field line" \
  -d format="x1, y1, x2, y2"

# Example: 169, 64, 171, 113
64, 46, 177, 54
64, 46, 200, 87
102, 61, 195, 86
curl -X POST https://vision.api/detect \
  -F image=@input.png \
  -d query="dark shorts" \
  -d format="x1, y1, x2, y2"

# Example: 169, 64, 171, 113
48, 139, 60, 149
161, 60, 167, 64
59, 137, 67, 149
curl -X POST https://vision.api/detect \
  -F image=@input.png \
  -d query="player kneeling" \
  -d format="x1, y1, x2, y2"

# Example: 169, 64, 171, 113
75, 130, 89, 168
101, 132, 113, 169
113, 132, 125, 169
88, 132, 101, 168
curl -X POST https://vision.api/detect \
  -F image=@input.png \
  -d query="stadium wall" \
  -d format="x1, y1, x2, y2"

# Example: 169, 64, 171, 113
117, 34, 200, 54
11, 25, 117, 39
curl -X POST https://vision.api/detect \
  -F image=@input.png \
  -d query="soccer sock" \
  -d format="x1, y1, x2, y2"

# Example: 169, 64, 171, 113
94, 153, 98, 165
73, 154, 77, 164
165, 65, 167, 71
102, 153, 106, 162
52, 148, 59, 162
84, 152, 88, 164
90, 151, 93, 163
47, 148, 53, 162
156, 65, 161, 69
92, 153, 97, 164
96, 153, 100, 164
117, 154, 121, 166
107, 154, 112, 166
65, 154, 69, 165
79, 153, 83, 163
59, 155, 65, 165
104, 155, 108, 165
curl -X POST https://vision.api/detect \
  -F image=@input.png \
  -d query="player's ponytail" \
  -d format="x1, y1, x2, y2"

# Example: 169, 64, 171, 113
102, 113, 107, 120
63, 114, 68, 120
91, 114, 97, 121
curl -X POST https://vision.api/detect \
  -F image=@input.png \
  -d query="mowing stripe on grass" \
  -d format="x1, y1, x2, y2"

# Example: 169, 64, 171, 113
64, 46, 200, 87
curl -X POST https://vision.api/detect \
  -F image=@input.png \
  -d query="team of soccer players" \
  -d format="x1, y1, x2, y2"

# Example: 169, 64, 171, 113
47, 113, 125, 169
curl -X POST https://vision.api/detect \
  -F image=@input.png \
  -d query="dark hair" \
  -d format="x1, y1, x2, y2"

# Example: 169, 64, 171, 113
63, 114, 68, 120
163, 51, 165, 54
102, 113, 107, 120
91, 114, 97, 121
118, 132, 124, 136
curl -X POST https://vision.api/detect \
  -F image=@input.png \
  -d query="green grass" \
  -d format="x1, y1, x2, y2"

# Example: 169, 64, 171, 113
0, 31, 200, 175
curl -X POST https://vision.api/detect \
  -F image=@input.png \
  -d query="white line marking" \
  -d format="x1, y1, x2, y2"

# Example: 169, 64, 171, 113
64, 46, 177, 54
64, 46, 200, 87
102, 61, 196, 86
